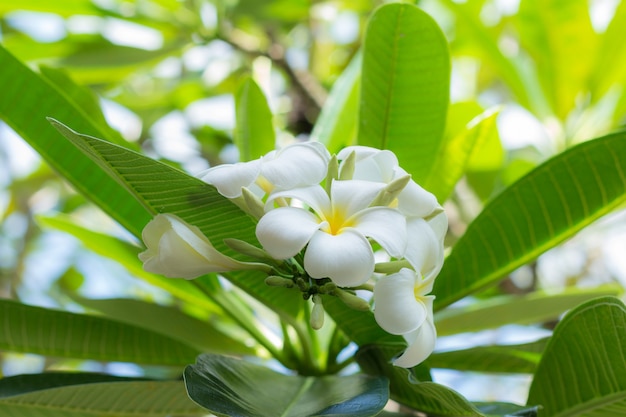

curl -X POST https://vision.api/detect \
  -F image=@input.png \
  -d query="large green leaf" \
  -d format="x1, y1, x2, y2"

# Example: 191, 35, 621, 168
0, 373, 147, 398
0, 299, 199, 366
356, 345, 482, 417
427, 339, 547, 374
528, 296, 626, 416
0, 380, 204, 417
71, 297, 255, 356
435, 285, 622, 336
0, 0, 99, 16
0, 44, 150, 238
310, 52, 361, 153
48, 120, 303, 318
434, 131, 626, 309
184, 353, 388, 417
234, 77, 275, 161
358, 3, 450, 183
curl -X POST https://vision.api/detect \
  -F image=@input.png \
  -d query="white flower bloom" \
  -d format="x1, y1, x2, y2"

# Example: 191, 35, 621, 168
198, 141, 330, 198
373, 268, 437, 367
256, 180, 407, 287
338, 146, 439, 218
139, 213, 246, 279
406, 211, 447, 279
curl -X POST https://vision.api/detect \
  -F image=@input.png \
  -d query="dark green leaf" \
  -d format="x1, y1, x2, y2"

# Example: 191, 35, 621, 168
0, 299, 199, 366
358, 3, 450, 183
357, 345, 482, 417
184, 353, 388, 417
0, 380, 204, 417
434, 131, 626, 310
528, 296, 626, 416
0, 373, 148, 399
475, 402, 540, 417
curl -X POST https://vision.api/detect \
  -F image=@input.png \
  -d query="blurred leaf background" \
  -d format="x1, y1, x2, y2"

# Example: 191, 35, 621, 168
2, 0, 626, 404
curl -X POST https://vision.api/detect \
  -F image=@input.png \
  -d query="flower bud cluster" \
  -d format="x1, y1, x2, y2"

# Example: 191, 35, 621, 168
139, 142, 446, 368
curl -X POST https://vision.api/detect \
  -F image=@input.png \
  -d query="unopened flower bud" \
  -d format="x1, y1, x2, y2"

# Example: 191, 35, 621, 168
241, 187, 267, 220
334, 288, 370, 311
338, 150, 356, 180
265, 276, 295, 288
224, 238, 272, 261
310, 294, 325, 330
370, 175, 411, 207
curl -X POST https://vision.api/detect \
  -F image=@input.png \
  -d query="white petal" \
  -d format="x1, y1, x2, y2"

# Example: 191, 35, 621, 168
331, 180, 385, 218
256, 207, 322, 259
304, 229, 375, 287
373, 268, 426, 335
197, 159, 261, 198
429, 210, 448, 243
393, 299, 436, 368
265, 185, 331, 215
139, 214, 241, 279
261, 142, 330, 190
405, 217, 444, 280
352, 207, 407, 258
393, 168, 439, 217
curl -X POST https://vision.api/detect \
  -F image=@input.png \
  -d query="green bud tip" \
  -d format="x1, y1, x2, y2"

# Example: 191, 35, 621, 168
310, 294, 325, 330
265, 276, 294, 288
334, 288, 370, 312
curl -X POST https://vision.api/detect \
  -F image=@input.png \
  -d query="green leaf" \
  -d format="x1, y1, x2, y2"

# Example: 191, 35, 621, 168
425, 108, 500, 202
0, 44, 150, 238
184, 353, 389, 417
0, 380, 204, 417
235, 77, 275, 161
71, 297, 255, 356
358, 3, 450, 183
435, 286, 622, 336
48, 120, 303, 318
427, 339, 547, 374
356, 345, 482, 417
0, 299, 199, 366
0, 0, 99, 16
310, 52, 361, 153
475, 402, 540, 417
528, 296, 626, 416
0, 373, 147, 398
434, 131, 626, 309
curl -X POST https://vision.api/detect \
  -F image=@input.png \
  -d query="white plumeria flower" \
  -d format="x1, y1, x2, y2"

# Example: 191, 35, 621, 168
338, 146, 439, 217
198, 141, 330, 198
139, 213, 252, 279
373, 268, 437, 367
256, 180, 408, 287
339, 146, 447, 276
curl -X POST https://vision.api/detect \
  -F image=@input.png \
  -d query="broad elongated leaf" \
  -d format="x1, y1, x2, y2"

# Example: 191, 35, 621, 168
0, 299, 198, 366
0, 380, 204, 417
311, 52, 361, 153
434, 131, 626, 309
0, 373, 147, 398
475, 402, 539, 417
184, 353, 388, 417
358, 3, 450, 183
235, 77, 275, 161
0, 0, 98, 16
427, 339, 547, 374
48, 120, 303, 318
71, 297, 255, 356
0, 45, 149, 238
528, 297, 626, 416
435, 285, 621, 336
356, 345, 482, 417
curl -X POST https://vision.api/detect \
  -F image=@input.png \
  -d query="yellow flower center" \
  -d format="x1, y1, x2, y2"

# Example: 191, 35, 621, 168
322, 207, 354, 235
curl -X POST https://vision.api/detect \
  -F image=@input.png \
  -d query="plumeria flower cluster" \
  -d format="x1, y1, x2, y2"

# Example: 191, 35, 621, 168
139, 142, 446, 368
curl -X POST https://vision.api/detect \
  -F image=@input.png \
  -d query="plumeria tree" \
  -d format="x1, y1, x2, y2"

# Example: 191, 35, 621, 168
1, 1, 626, 417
